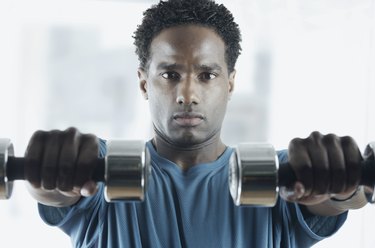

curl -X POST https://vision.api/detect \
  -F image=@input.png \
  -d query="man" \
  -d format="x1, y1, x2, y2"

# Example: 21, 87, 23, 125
25, 0, 367, 247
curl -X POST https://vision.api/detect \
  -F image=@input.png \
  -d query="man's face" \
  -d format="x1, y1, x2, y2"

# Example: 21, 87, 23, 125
139, 25, 235, 147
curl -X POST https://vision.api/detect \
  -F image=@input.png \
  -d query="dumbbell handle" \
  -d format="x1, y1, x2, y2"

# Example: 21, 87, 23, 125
6, 157, 106, 182
6, 156, 375, 188
278, 160, 375, 188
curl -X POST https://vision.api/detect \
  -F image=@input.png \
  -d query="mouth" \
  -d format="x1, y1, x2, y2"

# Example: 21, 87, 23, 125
173, 112, 204, 127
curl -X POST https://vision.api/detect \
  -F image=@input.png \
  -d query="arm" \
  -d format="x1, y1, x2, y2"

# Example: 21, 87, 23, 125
25, 127, 100, 207
280, 131, 366, 216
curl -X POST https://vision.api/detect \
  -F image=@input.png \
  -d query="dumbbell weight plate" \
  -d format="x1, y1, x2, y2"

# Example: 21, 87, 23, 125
364, 142, 375, 203
229, 143, 279, 206
104, 140, 150, 202
0, 139, 14, 199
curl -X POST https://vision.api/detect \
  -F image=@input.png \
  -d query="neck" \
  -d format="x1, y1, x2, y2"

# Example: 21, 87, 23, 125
152, 134, 227, 171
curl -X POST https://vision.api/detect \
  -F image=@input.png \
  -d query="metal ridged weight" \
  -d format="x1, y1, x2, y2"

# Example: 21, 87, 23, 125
229, 143, 279, 206
104, 140, 150, 202
364, 142, 375, 203
0, 139, 14, 199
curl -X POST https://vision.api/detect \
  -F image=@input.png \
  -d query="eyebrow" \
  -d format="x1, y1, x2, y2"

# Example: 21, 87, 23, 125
195, 63, 222, 72
157, 63, 183, 71
156, 62, 222, 72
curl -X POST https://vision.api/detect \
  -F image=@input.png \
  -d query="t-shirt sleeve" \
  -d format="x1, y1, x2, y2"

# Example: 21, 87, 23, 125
38, 139, 107, 247
276, 150, 348, 247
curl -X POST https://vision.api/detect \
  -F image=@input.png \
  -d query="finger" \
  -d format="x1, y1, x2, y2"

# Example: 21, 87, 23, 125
288, 137, 313, 196
41, 130, 62, 190
58, 188, 81, 198
322, 134, 346, 193
73, 134, 99, 188
306, 132, 330, 195
293, 194, 330, 206
80, 181, 99, 197
279, 183, 329, 205
24, 130, 47, 188
341, 136, 362, 193
57, 127, 81, 192
279, 182, 305, 202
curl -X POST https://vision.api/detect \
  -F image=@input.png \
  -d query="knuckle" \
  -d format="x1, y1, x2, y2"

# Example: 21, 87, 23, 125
31, 130, 47, 140
308, 131, 323, 141
48, 129, 63, 139
44, 130, 63, 145
288, 138, 304, 150
341, 136, 361, 161
310, 131, 323, 138
26, 131, 47, 153
81, 135, 99, 154
65, 126, 79, 133
82, 133, 98, 143
322, 133, 340, 145
306, 131, 325, 148
340, 136, 357, 147
64, 127, 81, 139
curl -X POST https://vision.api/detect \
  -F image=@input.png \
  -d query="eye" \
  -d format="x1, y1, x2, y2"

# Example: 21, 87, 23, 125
161, 71, 181, 81
199, 72, 217, 81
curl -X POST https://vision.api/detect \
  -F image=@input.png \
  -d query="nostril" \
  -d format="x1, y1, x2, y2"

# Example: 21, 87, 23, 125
176, 96, 184, 104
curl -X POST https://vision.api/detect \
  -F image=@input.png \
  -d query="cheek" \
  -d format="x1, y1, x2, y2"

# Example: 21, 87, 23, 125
214, 101, 228, 118
148, 93, 172, 125
209, 84, 230, 103
206, 87, 229, 117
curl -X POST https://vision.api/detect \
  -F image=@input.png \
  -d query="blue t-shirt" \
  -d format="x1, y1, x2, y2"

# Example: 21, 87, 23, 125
38, 140, 347, 248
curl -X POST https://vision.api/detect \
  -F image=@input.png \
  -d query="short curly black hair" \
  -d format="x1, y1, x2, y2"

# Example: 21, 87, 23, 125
133, 0, 242, 73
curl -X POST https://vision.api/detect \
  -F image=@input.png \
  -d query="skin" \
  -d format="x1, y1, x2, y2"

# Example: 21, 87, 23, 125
138, 25, 235, 170
284, 132, 362, 209
25, 25, 362, 216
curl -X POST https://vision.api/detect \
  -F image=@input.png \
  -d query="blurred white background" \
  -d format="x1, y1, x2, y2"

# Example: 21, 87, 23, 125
0, 0, 374, 247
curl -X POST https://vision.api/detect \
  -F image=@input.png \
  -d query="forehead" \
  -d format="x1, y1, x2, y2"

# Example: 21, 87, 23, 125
149, 25, 226, 67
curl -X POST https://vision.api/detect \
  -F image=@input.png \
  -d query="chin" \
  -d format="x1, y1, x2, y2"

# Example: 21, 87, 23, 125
166, 126, 217, 147
171, 133, 210, 148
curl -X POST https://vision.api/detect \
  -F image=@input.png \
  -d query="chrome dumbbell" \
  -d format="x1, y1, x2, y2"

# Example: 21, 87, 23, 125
229, 143, 375, 207
0, 139, 14, 199
363, 142, 375, 203
0, 138, 150, 202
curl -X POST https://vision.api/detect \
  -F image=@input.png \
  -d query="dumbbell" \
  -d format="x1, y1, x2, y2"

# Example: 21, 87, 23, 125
2, 138, 375, 206
0, 138, 150, 202
229, 142, 375, 206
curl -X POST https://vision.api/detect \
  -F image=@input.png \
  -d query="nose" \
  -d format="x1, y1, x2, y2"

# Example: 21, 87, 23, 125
176, 79, 199, 105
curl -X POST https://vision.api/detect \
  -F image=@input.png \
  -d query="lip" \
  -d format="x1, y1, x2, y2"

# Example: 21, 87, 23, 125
173, 112, 204, 127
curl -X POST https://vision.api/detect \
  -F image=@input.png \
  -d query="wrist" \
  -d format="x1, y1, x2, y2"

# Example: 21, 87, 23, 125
328, 186, 368, 211
331, 190, 358, 202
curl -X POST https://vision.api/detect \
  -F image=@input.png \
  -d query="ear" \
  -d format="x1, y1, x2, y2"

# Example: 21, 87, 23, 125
138, 68, 148, 100
228, 70, 236, 100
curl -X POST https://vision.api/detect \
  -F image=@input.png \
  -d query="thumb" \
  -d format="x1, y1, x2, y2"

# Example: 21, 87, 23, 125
80, 181, 99, 197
